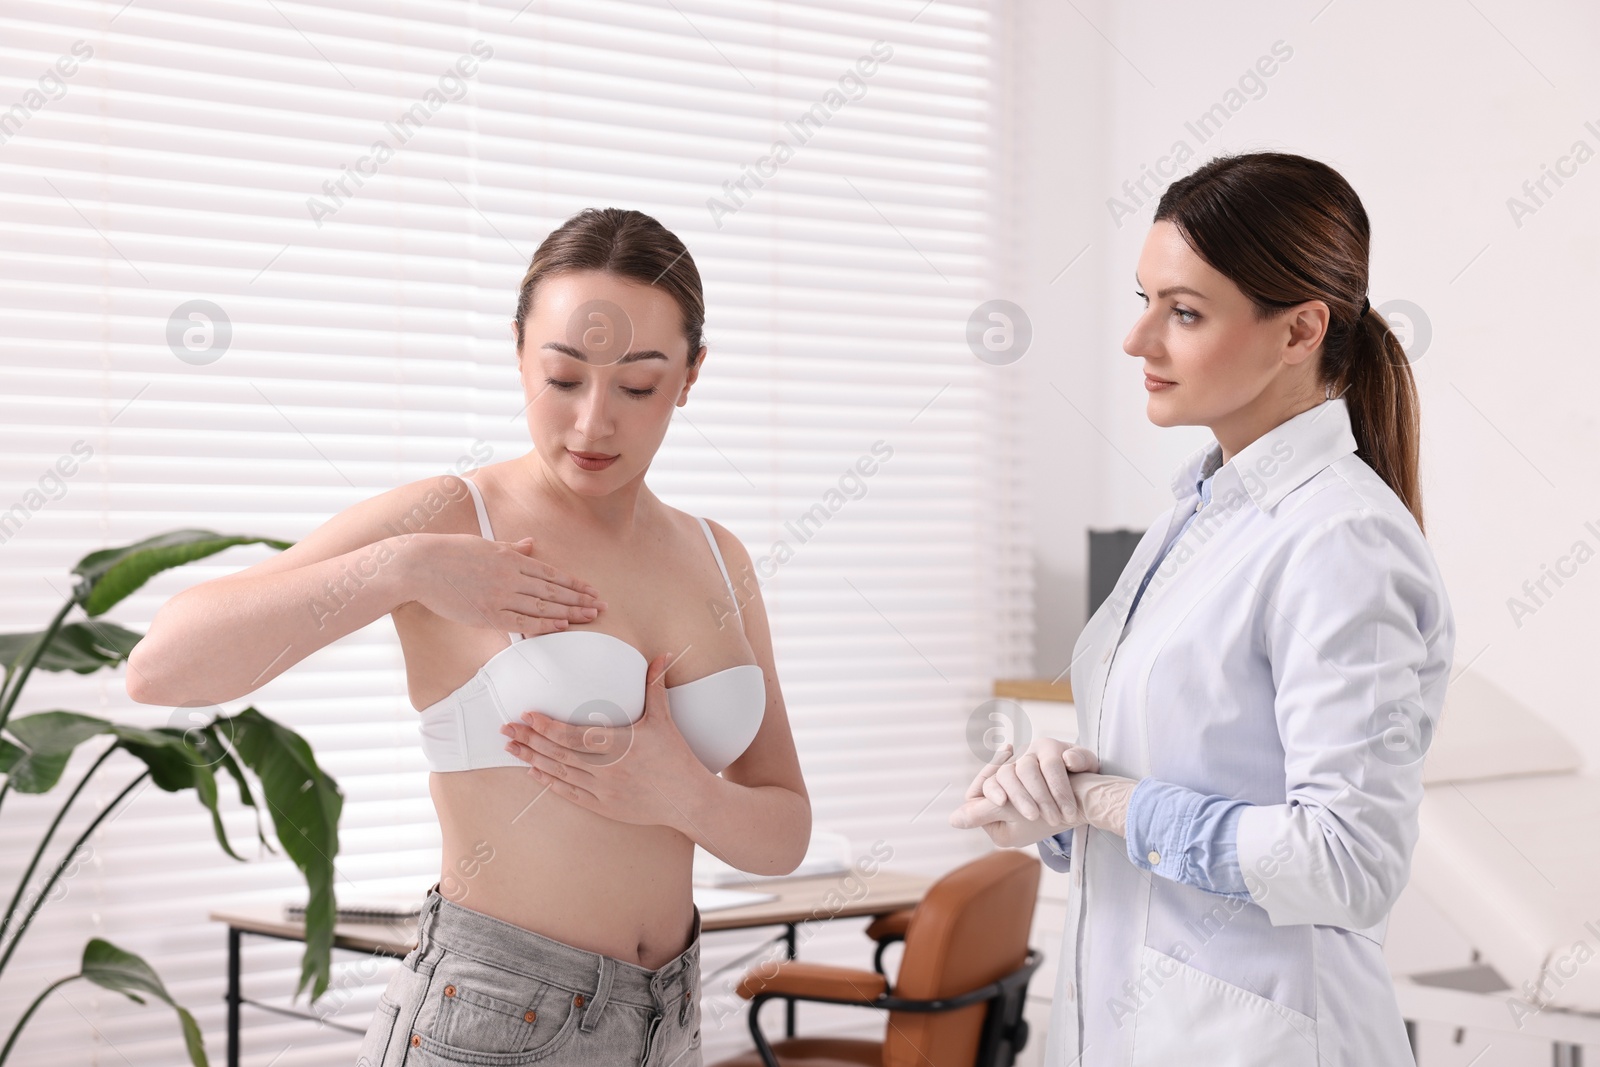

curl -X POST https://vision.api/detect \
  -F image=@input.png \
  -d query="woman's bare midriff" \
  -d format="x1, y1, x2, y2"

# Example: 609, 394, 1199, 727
429, 768, 697, 969
391, 470, 752, 971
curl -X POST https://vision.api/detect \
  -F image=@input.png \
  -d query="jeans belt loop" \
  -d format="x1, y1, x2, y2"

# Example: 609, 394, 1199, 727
581, 954, 613, 1033
414, 883, 441, 962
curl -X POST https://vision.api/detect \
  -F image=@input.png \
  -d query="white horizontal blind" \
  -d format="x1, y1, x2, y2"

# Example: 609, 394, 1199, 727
0, 0, 1028, 1063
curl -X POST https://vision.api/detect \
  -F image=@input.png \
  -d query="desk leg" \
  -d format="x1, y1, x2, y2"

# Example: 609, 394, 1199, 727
784, 923, 797, 1038
226, 926, 241, 1067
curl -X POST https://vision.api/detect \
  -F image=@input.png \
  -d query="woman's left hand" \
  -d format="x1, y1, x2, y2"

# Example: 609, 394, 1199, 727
499, 652, 709, 830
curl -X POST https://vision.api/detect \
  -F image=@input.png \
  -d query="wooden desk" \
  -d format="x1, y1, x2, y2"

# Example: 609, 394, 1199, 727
991, 678, 1073, 704
210, 870, 933, 1067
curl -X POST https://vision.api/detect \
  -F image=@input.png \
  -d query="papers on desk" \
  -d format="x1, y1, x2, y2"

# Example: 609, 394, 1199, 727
692, 829, 853, 887
692, 885, 779, 913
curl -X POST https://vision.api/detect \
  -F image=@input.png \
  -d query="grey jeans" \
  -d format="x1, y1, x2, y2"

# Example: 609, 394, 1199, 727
357, 884, 703, 1066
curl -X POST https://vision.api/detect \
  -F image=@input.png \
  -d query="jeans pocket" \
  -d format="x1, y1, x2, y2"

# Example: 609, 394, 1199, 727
424, 951, 581, 1059
356, 996, 401, 1067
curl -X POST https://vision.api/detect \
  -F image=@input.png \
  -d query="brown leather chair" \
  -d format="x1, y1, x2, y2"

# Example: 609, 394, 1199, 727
709, 850, 1043, 1067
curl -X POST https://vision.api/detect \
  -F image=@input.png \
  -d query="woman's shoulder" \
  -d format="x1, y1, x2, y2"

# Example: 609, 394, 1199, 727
655, 503, 750, 568
1278, 453, 1425, 541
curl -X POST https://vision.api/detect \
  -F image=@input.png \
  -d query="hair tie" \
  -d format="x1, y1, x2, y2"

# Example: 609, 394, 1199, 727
1359, 295, 1370, 316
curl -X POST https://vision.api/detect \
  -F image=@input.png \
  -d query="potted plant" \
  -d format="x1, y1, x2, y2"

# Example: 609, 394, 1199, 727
0, 530, 343, 1066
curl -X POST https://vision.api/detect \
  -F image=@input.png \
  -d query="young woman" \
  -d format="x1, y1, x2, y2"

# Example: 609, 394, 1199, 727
951, 152, 1455, 1066
128, 208, 811, 1066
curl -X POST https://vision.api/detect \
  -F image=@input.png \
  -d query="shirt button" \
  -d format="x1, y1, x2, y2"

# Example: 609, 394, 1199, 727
1147, 850, 1161, 865
1101, 646, 1112, 663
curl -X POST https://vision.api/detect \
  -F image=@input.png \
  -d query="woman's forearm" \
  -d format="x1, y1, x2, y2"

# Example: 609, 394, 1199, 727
675, 774, 811, 877
126, 534, 420, 707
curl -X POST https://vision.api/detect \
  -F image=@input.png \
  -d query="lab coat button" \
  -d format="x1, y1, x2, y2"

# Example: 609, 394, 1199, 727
1065, 981, 1076, 1001
1147, 850, 1161, 865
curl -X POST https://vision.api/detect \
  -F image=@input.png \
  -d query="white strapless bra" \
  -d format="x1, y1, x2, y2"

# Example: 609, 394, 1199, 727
418, 474, 766, 776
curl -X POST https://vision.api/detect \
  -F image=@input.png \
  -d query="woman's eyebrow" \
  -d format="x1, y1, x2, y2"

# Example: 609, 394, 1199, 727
1134, 272, 1207, 301
539, 341, 668, 364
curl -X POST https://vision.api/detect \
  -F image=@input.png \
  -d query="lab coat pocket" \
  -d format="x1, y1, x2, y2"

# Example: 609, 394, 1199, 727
1129, 945, 1317, 1067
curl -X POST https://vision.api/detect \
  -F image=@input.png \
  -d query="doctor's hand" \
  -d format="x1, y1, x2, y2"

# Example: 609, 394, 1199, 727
948, 740, 1098, 848
977, 736, 1100, 823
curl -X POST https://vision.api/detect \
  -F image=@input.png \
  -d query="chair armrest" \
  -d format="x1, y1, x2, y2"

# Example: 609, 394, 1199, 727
736, 962, 888, 1005
864, 908, 912, 943
866, 908, 914, 975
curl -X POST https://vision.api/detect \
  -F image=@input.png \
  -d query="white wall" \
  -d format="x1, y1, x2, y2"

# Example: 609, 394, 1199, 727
1007, 2, 1600, 1063
1016, 0, 1600, 762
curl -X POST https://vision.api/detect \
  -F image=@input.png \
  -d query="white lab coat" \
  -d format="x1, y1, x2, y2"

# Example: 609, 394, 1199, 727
1043, 396, 1455, 1067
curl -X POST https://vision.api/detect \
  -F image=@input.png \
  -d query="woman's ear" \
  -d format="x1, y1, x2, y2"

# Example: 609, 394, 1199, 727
1283, 300, 1329, 366
677, 347, 707, 405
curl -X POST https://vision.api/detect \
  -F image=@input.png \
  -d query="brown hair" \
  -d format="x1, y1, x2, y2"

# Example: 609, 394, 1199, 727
512, 207, 706, 366
1153, 152, 1425, 533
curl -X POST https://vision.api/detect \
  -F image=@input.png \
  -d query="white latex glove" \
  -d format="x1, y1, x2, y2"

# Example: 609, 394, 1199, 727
948, 739, 1099, 847
1063, 772, 1139, 838
981, 736, 1100, 823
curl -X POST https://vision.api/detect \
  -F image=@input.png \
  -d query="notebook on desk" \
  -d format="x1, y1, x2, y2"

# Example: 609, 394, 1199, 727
284, 896, 421, 924
692, 829, 853, 887
692, 885, 779, 913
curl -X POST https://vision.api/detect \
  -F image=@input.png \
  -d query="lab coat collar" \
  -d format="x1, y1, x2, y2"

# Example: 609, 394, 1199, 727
1168, 395, 1359, 515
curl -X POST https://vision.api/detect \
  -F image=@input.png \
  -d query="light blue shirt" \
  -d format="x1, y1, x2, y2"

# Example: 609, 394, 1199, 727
1037, 450, 1250, 898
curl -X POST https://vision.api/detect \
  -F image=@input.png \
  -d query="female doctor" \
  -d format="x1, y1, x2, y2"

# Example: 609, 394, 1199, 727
951, 151, 1455, 1066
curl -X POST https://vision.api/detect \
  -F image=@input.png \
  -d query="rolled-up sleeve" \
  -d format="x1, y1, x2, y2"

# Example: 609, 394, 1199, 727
1124, 777, 1251, 899
1036, 830, 1073, 873
1236, 510, 1454, 931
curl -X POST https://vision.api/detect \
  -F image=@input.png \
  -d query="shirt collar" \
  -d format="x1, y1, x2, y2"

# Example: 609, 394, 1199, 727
1168, 396, 1359, 514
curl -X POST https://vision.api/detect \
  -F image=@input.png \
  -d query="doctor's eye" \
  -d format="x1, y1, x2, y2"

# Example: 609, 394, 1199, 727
1134, 291, 1199, 325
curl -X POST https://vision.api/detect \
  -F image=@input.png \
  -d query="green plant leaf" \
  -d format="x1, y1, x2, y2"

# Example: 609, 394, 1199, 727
0, 621, 144, 677
226, 707, 343, 1001
80, 938, 208, 1067
202, 732, 273, 853
0, 710, 246, 859
71, 529, 293, 616
0, 711, 112, 793
109, 725, 242, 861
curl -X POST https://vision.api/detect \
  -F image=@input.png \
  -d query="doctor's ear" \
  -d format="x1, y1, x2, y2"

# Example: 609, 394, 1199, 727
1281, 301, 1330, 366
676, 347, 707, 406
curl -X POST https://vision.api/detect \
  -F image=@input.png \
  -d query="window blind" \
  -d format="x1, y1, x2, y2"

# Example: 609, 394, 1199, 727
0, 0, 1027, 1062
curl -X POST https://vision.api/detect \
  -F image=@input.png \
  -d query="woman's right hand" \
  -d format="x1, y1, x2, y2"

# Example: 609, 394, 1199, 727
409, 534, 607, 637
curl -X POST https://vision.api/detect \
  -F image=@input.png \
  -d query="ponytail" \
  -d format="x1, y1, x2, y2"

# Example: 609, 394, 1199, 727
1334, 307, 1424, 534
